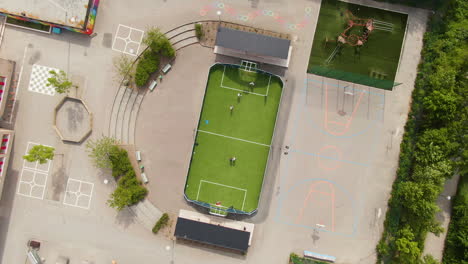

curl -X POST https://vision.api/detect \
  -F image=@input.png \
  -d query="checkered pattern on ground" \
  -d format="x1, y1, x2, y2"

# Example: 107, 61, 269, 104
28, 64, 59, 96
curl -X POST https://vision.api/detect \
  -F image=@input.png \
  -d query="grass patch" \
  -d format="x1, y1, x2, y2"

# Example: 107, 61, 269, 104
6, 17, 51, 32
184, 64, 283, 213
307, 0, 408, 90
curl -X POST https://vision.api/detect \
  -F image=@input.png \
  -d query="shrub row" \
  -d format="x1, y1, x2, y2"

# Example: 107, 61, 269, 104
135, 50, 160, 87
107, 146, 148, 210
376, 0, 467, 263
195, 24, 203, 40
442, 174, 468, 263
134, 28, 175, 87
152, 213, 170, 234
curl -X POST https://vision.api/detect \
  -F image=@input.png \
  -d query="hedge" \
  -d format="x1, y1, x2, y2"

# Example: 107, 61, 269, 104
135, 50, 160, 87
195, 24, 203, 40
376, 0, 467, 263
152, 213, 170, 234
107, 146, 148, 210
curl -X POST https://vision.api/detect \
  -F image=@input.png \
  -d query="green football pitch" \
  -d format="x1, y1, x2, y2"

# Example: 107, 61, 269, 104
307, 0, 408, 90
184, 64, 283, 213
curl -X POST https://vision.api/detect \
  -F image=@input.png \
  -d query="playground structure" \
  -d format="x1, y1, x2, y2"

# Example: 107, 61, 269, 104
325, 10, 394, 65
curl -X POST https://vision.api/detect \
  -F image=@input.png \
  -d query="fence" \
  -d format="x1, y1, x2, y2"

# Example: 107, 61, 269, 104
309, 65, 401, 91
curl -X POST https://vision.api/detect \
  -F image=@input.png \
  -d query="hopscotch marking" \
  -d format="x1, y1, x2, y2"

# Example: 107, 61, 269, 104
197, 180, 247, 211
112, 24, 144, 56
18, 142, 54, 200
220, 66, 271, 97
198, 129, 270, 147
63, 178, 94, 210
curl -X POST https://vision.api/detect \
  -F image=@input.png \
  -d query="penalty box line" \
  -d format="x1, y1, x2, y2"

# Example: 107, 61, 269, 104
220, 65, 271, 97
197, 180, 248, 211
198, 130, 270, 147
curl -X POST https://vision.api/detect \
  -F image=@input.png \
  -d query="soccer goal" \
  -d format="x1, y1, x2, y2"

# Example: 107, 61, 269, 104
241, 60, 258, 72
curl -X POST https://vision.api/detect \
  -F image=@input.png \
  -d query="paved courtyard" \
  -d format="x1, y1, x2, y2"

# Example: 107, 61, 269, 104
0, 0, 428, 263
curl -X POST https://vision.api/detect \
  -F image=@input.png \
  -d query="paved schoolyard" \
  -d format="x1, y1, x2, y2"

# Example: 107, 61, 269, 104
0, 0, 428, 263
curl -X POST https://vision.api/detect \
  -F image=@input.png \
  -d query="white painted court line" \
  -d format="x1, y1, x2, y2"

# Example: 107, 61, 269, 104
63, 178, 94, 210
220, 65, 267, 97
197, 180, 247, 211
112, 24, 144, 56
198, 130, 270, 147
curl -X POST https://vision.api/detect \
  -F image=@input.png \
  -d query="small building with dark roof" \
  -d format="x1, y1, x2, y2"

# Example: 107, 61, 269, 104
174, 210, 254, 254
214, 27, 292, 68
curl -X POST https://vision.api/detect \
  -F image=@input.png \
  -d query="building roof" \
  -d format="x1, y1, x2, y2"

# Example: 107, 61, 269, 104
0, 0, 91, 28
174, 217, 250, 253
215, 27, 291, 59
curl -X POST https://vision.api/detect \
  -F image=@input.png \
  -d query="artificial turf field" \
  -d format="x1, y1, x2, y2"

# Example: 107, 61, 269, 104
184, 64, 283, 213
308, 0, 408, 90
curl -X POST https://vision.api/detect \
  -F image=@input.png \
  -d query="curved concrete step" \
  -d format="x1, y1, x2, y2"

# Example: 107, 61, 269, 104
128, 92, 145, 145
109, 86, 126, 138
129, 199, 162, 231
173, 36, 198, 51
115, 88, 132, 142
169, 29, 196, 45
122, 90, 138, 143
166, 23, 196, 39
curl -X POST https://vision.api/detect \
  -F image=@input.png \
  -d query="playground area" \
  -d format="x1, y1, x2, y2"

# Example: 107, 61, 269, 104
307, 0, 408, 90
184, 63, 283, 214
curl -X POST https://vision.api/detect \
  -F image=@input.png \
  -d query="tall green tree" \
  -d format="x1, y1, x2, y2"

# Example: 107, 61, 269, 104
85, 136, 119, 169
47, 70, 75, 94
395, 227, 421, 263
23, 145, 55, 164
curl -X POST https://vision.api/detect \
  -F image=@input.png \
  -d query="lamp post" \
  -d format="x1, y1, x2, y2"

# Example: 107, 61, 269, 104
217, 10, 222, 24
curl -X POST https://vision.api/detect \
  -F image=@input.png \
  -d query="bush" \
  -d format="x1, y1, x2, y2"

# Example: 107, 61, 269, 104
106, 146, 148, 211
376, 0, 467, 262
152, 213, 170, 234
135, 50, 160, 86
195, 24, 203, 40
109, 146, 133, 178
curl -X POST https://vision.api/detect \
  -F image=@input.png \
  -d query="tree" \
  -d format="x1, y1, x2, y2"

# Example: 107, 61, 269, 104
23, 145, 55, 164
108, 146, 133, 178
113, 54, 134, 83
47, 70, 75, 94
395, 226, 421, 263
142, 27, 175, 58
107, 182, 147, 210
85, 136, 119, 169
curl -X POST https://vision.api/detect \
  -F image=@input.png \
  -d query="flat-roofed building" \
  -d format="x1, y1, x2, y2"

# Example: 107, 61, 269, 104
0, 129, 14, 198
174, 209, 254, 254
0, 58, 15, 117
0, 0, 100, 34
214, 27, 292, 68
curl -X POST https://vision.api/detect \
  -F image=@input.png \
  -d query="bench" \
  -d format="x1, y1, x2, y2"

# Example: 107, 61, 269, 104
141, 172, 149, 184
136, 151, 141, 161
162, 63, 172, 74
148, 80, 157, 92
304, 250, 336, 262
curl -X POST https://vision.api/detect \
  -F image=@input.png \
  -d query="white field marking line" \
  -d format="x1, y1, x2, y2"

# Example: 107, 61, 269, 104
198, 130, 270, 147
220, 65, 267, 97
9, 45, 30, 123
200, 180, 248, 211
266, 75, 271, 97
